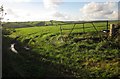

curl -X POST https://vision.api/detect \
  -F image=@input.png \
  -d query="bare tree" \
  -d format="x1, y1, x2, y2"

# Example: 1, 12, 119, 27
0, 5, 6, 26
0, 5, 4, 22
50, 20, 53, 25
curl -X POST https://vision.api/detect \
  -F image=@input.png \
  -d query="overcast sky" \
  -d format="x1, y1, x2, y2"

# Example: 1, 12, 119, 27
0, 0, 119, 22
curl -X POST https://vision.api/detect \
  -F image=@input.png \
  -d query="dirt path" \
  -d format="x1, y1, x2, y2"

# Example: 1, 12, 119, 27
3, 36, 75, 78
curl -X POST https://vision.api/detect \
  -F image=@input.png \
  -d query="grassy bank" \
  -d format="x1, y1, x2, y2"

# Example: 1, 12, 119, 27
3, 21, 120, 78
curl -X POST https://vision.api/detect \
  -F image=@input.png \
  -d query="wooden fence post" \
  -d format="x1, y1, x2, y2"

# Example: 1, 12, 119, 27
109, 24, 115, 37
106, 20, 108, 30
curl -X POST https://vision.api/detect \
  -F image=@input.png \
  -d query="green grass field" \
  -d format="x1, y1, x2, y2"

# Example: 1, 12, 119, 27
3, 21, 120, 78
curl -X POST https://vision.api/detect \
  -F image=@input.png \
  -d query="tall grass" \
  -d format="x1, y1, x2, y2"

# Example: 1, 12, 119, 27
4, 21, 119, 78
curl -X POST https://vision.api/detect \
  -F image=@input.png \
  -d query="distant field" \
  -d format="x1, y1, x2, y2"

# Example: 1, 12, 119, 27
3, 21, 120, 78
11, 21, 109, 36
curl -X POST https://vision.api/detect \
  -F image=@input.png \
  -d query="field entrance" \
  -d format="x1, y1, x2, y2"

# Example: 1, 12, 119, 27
58, 21, 110, 42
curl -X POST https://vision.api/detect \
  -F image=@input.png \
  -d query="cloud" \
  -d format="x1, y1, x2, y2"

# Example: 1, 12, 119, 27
3, 8, 35, 22
43, 0, 68, 21
52, 11, 64, 17
80, 2, 118, 20
43, 0, 63, 10
6, 9, 15, 15
12, 0, 32, 2
0, 0, 32, 3
5, 9, 19, 19
6, 9, 31, 18
48, 11, 79, 21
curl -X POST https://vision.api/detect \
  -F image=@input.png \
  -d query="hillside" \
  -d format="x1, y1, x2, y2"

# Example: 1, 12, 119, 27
2, 21, 120, 78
